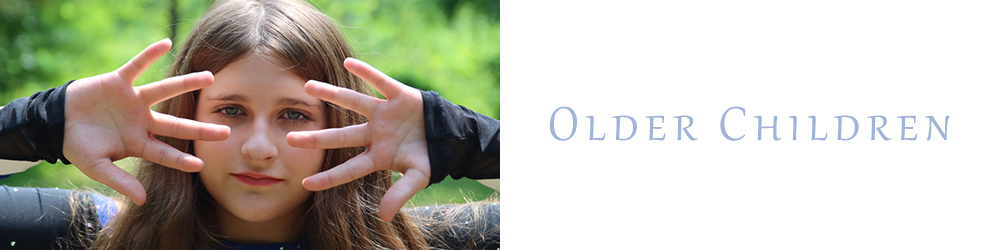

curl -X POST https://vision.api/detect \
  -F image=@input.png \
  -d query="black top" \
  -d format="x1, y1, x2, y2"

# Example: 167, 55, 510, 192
0, 186, 95, 250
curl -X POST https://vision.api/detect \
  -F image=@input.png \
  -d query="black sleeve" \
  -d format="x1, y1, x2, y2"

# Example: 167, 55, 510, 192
421, 90, 500, 185
0, 81, 72, 164
0, 185, 100, 250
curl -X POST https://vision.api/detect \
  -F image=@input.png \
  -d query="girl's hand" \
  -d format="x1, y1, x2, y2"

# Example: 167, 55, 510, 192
63, 39, 230, 206
288, 58, 430, 222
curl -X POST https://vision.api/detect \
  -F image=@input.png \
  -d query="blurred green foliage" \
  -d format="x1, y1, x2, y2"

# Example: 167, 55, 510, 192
0, 0, 498, 206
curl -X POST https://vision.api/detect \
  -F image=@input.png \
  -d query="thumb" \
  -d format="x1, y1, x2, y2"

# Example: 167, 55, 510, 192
77, 159, 148, 205
378, 169, 429, 222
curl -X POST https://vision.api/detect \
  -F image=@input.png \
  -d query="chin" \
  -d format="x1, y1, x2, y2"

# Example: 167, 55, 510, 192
223, 193, 311, 223
232, 210, 282, 223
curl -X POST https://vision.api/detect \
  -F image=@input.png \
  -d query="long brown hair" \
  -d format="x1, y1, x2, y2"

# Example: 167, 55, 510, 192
92, 0, 427, 249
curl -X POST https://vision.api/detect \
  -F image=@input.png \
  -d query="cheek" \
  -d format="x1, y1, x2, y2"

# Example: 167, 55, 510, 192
285, 148, 326, 176
193, 139, 239, 178
193, 139, 234, 163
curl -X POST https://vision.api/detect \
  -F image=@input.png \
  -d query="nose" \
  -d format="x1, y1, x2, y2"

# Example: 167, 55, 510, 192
241, 117, 279, 164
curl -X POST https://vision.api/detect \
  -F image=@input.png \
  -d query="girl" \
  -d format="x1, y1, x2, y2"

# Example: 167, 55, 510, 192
0, 0, 499, 249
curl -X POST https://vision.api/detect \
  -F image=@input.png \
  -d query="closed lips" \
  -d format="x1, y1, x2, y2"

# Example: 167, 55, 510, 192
232, 173, 283, 186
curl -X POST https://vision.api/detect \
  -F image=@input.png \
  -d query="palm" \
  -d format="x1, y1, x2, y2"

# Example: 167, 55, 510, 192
66, 73, 150, 165
367, 89, 427, 173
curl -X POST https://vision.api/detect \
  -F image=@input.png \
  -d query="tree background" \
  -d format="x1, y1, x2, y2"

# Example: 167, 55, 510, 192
0, 0, 498, 206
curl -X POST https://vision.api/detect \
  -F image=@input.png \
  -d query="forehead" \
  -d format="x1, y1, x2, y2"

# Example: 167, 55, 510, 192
200, 54, 319, 105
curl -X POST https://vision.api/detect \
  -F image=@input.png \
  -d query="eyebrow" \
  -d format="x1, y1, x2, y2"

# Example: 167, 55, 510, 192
206, 94, 250, 103
205, 94, 321, 108
275, 97, 322, 108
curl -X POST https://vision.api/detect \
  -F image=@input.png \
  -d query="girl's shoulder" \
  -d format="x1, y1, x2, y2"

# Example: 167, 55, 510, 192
92, 192, 119, 227
0, 185, 99, 249
406, 201, 500, 250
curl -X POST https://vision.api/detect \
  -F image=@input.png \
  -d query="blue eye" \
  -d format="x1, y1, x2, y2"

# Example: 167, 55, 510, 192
283, 111, 306, 120
221, 107, 242, 115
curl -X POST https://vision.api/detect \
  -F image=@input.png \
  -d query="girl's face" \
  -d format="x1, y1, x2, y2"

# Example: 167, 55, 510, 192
193, 53, 327, 242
